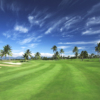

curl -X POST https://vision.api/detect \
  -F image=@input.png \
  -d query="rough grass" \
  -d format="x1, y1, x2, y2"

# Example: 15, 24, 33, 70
0, 59, 100, 100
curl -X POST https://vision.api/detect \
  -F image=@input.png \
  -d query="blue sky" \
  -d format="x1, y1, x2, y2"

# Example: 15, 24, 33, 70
0, 0, 100, 57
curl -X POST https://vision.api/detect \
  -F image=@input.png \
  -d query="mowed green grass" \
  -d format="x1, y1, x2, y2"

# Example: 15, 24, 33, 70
0, 59, 100, 100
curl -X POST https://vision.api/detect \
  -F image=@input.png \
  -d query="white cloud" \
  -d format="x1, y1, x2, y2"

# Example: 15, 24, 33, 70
0, 0, 4, 11
3, 30, 22, 40
21, 47, 26, 49
12, 52, 24, 57
28, 15, 45, 27
3, 32, 11, 38
45, 16, 81, 35
58, 40, 100, 45
34, 35, 43, 42
19, 37, 34, 45
28, 16, 34, 24
14, 25, 28, 33
40, 53, 53, 57
65, 16, 81, 27
0, 1, 21, 12
45, 28, 53, 34
12, 51, 75, 58
12, 50, 21, 53
78, 47, 86, 50
62, 34, 73, 38
12, 52, 53, 57
31, 53, 54, 57
19, 35, 43, 45
45, 17, 65, 34
60, 16, 81, 31
9, 3, 20, 12
83, 16, 100, 35
82, 29, 100, 35
58, 46, 69, 49
28, 43, 38, 48
86, 17, 100, 26
88, 3, 100, 15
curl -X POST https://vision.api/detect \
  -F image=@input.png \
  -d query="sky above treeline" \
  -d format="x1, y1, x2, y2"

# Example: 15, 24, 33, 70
0, 0, 100, 57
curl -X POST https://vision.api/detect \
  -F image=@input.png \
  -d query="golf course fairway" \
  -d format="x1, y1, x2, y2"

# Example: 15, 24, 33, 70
0, 59, 100, 100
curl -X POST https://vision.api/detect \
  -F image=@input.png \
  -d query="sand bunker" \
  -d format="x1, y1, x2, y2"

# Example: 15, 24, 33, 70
4, 62, 22, 65
0, 64, 16, 67
0, 62, 22, 67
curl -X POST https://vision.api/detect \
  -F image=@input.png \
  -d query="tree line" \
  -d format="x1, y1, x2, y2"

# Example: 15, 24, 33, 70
0, 43, 100, 61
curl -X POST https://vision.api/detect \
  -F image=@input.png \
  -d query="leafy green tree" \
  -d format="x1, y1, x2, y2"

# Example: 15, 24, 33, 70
73, 46, 78, 58
95, 43, 100, 61
80, 51, 88, 60
60, 49, 64, 59
35, 52, 41, 59
83, 51, 88, 58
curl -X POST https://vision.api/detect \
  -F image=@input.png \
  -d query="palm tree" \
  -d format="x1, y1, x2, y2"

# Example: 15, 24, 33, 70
3, 46, 8, 60
53, 51, 60, 60
35, 52, 41, 59
80, 51, 84, 61
95, 43, 100, 61
73, 46, 78, 58
51, 45, 57, 59
51, 45, 57, 53
23, 53, 28, 61
0, 50, 5, 60
60, 49, 64, 59
75, 52, 78, 59
55, 51, 60, 59
1, 45, 12, 60
6, 45, 12, 60
26, 49, 32, 60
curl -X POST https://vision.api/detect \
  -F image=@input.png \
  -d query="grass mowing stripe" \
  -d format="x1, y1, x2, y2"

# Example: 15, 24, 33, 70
67, 63, 100, 100
73, 63, 100, 95
32, 63, 77, 100
0, 64, 50, 83
0, 64, 44, 77
0, 64, 55, 92
0, 63, 40, 74
0, 64, 62, 100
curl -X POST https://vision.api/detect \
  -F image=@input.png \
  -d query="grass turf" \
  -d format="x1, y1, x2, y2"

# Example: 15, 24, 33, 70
0, 59, 100, 100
